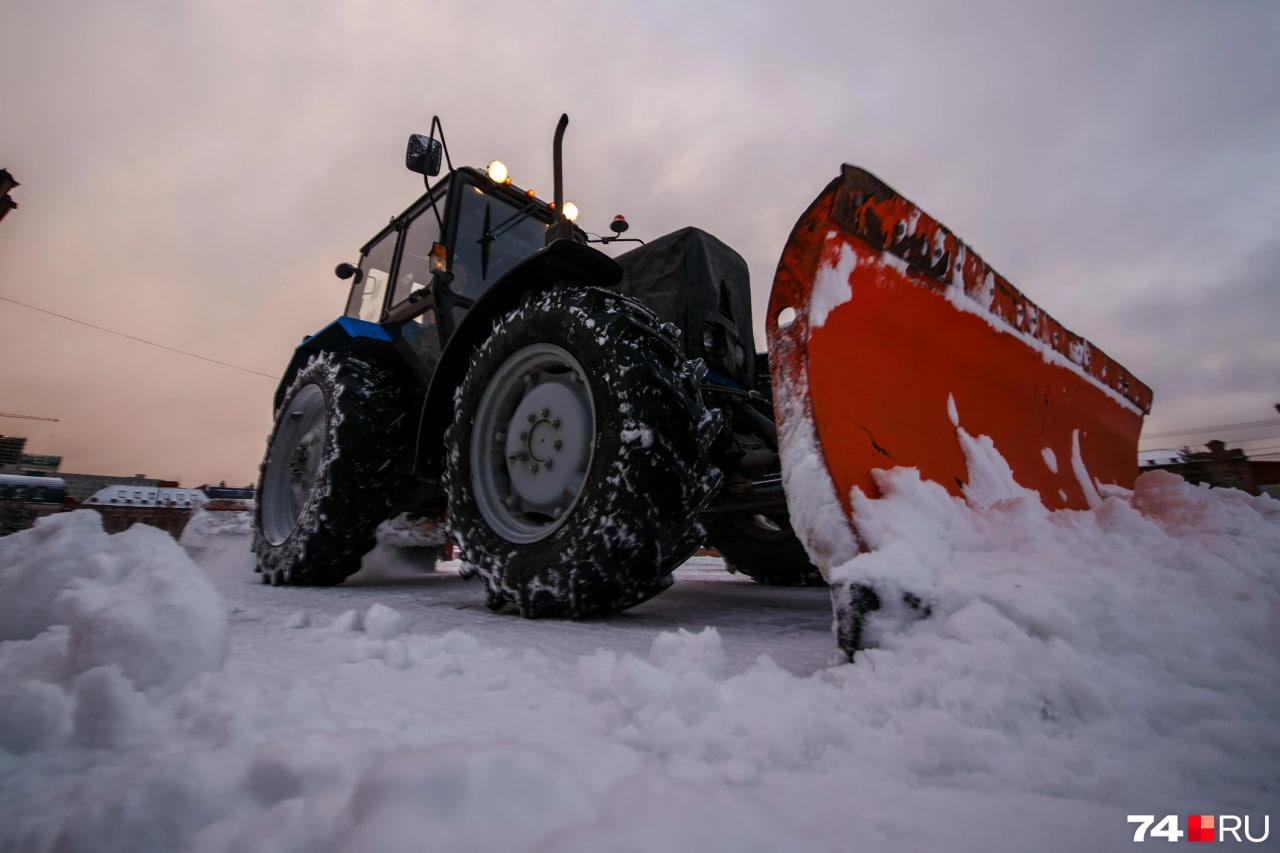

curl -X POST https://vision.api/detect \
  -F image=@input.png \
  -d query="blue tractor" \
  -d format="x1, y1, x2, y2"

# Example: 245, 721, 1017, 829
253, 116, 819, 618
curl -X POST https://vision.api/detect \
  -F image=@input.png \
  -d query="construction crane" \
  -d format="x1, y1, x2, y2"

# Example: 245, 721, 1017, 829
0, 412, 59, 423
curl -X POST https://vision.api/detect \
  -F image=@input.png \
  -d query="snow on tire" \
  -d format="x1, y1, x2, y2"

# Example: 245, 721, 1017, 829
253, 351, 409, 586
444, 285, 723, 618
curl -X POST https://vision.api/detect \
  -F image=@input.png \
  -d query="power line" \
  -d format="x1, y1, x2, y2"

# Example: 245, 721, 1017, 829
1141, 417, 1280, 441
0, 294, 278, 381
1141, 435, 1280, 453
1236, 443, 1280, 455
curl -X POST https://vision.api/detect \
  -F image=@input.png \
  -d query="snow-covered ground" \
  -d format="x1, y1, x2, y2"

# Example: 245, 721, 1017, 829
2, 468, 1278, 851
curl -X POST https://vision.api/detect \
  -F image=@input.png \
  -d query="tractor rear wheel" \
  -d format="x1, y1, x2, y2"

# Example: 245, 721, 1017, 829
253, 352, 408, 585
443, 286, 723, 618
703, 511, 826, 586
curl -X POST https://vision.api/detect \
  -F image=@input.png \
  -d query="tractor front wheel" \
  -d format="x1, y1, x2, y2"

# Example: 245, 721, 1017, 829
444, 286, 722, 618
253, 352, 408, 585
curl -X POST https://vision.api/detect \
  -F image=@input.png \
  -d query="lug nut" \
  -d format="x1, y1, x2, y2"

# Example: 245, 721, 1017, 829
541, 408, 550, 418
527, 413, 536, 423
552, 418, 561, 428
544, 458, 554, 469
553, 440, 563, 450
519, 430, 529, 441
530, 463, 540, 473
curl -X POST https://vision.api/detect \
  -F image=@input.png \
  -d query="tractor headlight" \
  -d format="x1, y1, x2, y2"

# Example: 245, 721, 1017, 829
486, 160, 509, 183
562, 201, 580, 223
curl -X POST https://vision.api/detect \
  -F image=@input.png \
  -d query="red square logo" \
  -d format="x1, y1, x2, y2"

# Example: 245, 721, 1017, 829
1188, 814, 1215, 843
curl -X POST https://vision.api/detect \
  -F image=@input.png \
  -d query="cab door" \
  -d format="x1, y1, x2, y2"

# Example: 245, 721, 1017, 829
384, 193, 449, 378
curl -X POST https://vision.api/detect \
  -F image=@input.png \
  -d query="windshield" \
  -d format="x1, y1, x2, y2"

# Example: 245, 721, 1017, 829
450, 183, 547, 299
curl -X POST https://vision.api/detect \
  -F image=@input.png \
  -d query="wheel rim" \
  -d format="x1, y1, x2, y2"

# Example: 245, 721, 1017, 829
470, 343, 595, 544
261, 384, 326, 546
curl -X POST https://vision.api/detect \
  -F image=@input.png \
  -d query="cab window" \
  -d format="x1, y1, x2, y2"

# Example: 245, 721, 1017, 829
392, 200, 444, 307
450, 184, 546, 299
345, 230, 398, 321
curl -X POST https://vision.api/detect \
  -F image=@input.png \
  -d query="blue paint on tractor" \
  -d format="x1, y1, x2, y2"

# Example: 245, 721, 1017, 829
272, 316, 396, 410
309, 316, 393, 344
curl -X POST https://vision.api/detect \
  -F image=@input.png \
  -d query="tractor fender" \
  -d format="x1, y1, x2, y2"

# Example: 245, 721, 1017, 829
272, 316, 395, 411
414, 238, 623, 475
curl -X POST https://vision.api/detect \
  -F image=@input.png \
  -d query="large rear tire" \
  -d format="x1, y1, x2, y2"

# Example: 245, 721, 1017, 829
703, 511, 826, 586
253, 352, 408, 585
444, 286, 722, 618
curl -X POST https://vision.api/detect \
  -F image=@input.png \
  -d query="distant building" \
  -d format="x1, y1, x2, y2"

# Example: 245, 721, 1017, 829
199, 482, 256, 501
0, 474, 68, 535
0, 168, 17, 223
84, 485, 207, 537
0, 435, 26, 470
59, 472, 176, 503
1140, 440, 1277, 497
1138, 448, 1184, 469
17, 453, 61, 476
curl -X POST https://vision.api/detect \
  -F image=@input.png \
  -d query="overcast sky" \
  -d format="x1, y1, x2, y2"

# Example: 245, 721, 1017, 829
2, 0, 1277, 485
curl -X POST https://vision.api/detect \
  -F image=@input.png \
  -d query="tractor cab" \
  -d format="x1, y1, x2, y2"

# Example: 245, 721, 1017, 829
340, 163, 573, 381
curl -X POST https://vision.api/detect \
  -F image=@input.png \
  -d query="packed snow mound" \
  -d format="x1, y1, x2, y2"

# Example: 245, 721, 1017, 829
178, 507, 252, 544
0, 511, 228, 754
375, 512, 448, 549
828, 465, 1280, 807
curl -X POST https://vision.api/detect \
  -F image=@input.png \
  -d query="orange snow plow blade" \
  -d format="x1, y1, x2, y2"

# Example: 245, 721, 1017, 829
767, 166, 1151, 567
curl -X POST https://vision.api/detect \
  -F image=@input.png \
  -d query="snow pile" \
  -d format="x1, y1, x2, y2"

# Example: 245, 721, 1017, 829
374, 512, 448, 549
0, 511, 228, 755
179, 507, 253, 545
829, 466, 1279, 803
1, 471, 1278, 850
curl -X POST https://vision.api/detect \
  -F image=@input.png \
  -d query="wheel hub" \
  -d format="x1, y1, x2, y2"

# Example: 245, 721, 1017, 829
261, 384, 326, 546
470, 344, 595, 543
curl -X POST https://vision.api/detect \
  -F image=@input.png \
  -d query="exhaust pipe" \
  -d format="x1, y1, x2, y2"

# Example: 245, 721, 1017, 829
546, 113, 576, 244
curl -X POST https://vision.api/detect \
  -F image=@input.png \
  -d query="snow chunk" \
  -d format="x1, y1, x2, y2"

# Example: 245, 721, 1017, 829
0, 511, 228, 698
619, 427, 654, 448
1070, 429, 1103, 509
179, 508, 251, 546
363, 604, 407, 640
807, 240, 857, 330
649, 627, 726, 678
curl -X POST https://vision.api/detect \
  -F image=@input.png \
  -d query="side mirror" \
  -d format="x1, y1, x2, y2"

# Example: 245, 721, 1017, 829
335, 262, 363, 283
405, 134, 443, 177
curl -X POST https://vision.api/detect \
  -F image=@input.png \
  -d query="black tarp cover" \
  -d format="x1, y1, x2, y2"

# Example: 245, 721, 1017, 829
613, 227, 755, 387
